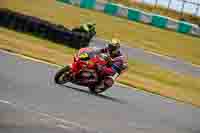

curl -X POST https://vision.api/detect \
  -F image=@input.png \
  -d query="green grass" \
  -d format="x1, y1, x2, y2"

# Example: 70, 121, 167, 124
0, 27, 200, 106
120, 59, 200, 106
1, 0, 200, 66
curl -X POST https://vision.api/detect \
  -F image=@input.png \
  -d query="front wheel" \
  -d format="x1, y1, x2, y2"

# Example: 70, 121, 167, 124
54, 65, 72, 84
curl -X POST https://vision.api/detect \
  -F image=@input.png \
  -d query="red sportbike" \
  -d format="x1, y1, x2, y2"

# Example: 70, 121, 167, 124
54, 47, 117, 94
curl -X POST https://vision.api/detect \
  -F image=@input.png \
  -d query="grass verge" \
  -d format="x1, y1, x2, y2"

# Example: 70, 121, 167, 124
1, 0, 200, 65
0, 27, 199, 107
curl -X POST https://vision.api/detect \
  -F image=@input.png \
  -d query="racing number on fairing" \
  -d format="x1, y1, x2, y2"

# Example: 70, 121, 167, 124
79, 53, 89, 60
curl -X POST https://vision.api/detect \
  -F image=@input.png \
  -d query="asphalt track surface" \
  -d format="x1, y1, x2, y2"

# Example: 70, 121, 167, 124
90, 38, 200, 77
0, 50, 200, 133
0, 102, 96, 133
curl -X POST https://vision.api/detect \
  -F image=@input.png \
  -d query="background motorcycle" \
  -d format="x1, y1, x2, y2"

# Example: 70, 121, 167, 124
72, 26, 96, 44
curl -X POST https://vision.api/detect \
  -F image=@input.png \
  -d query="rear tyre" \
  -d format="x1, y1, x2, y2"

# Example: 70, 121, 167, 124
88, 85, 109, 94
89, 77, 113, 94
54, 65, 71, 84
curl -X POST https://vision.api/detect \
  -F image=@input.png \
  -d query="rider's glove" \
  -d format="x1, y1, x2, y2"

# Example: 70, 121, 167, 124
107, 57, 113, 67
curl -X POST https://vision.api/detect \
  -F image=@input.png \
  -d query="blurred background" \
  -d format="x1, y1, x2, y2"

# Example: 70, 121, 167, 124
109, 0, 200, 24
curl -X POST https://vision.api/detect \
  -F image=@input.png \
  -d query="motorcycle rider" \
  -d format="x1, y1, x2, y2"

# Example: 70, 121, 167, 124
94, 38, 128, 88
72, 22, 96, 44
79, 22, 96, 35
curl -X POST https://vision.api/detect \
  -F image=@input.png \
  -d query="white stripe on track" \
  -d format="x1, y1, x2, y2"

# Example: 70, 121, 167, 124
0, 99, 100, 133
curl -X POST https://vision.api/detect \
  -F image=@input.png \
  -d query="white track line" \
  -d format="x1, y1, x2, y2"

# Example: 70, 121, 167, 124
0, 49, 61, 68
0, 99, 99, 133
56, 124, 72, 129
0, 99, 14, 105
144, 51, 175, 61
144, 50, 200, 68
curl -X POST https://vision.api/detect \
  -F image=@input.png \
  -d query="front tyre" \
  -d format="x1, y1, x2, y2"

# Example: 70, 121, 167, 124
54, 65, 71, 84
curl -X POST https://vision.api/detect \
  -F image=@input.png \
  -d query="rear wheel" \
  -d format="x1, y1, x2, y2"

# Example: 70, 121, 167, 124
88, 85, 109, 94
89, 77, 113, 94
54, 65, 71, 84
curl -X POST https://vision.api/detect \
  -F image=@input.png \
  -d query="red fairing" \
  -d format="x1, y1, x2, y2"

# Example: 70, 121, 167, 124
101, 67, 114, 75
71, 61, 79, 73
71, 48, 108, 80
